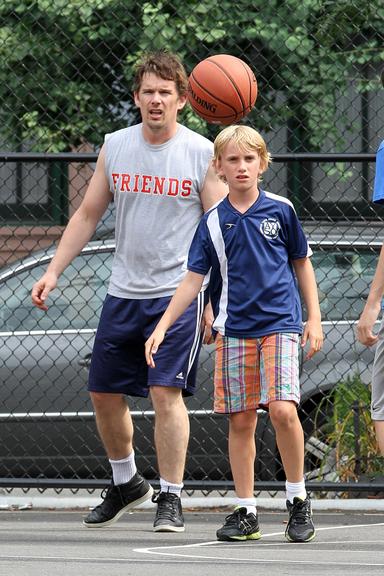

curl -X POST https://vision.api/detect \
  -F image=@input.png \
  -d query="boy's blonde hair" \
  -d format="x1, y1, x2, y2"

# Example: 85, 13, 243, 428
213, 125, 272, 172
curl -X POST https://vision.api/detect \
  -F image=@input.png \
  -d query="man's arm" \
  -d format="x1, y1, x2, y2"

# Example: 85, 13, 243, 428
145, 271, 205, 367
200, 162, 228, 212
357, 243, 384, 346
31, 146, 112, 310
293, 257, 323, 359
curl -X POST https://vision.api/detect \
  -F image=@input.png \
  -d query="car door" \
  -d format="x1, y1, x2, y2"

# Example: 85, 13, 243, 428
0, 248, 114, 414
0, 247, 116, 476
301, 246, 377, 401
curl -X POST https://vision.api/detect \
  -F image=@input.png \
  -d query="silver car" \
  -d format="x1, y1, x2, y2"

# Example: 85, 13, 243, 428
0, 227, 381, 482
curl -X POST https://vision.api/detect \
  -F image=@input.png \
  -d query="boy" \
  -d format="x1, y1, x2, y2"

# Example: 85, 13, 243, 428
145, 124, 323, 543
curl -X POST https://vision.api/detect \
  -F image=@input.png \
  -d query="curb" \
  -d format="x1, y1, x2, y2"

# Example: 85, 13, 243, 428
1, 495, 384, 512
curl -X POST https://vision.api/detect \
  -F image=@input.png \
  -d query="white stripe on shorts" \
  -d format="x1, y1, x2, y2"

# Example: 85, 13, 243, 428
187, 290, 206, 376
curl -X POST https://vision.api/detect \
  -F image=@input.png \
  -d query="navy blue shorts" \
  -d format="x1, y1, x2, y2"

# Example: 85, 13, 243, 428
88, 292, 207, 398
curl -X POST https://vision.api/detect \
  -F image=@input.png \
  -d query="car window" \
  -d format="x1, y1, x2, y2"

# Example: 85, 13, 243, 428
0, 251, 113, 331
312, 249, 377, 321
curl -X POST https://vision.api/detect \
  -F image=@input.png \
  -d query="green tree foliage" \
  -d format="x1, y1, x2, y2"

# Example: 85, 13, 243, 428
0, 0, 382, 151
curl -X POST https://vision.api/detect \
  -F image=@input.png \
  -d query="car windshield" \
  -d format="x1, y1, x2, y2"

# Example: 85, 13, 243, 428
312, 249, 377, 321
0, 252, 112, 331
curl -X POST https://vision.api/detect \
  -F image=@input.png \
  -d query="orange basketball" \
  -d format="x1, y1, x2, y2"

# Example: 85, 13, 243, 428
188, 54, 257, 125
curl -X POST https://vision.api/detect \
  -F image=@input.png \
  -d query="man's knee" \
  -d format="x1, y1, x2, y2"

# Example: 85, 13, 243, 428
90, 391, 126, 412
150, 386, 184, 414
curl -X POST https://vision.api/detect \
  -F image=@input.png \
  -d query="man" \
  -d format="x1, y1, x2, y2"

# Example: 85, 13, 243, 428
32, 51, 227, 532
356, 67, 384, 455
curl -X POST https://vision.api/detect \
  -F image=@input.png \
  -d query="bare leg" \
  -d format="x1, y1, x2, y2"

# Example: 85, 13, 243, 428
84, 392, 152, 529
374, 420, 384, 457
90, 392, 134, 459
228, 411, 257, 497
150, 386, 189, 484
269, 400, 304, 482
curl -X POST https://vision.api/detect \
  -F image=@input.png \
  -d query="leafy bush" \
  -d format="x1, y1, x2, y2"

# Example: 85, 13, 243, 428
314, 374, 383, 482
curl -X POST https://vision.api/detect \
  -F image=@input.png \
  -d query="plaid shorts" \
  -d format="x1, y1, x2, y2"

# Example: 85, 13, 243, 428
214, 333, 300, 413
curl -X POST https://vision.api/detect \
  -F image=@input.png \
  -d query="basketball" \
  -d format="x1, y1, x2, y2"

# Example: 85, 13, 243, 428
188, 54, 257, 125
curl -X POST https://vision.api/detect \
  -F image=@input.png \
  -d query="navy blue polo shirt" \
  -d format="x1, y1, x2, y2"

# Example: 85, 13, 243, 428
187, 191, 311, 338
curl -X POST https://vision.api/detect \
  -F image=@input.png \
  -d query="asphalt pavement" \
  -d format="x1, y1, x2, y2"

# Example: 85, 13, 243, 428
0, 507, 384, 576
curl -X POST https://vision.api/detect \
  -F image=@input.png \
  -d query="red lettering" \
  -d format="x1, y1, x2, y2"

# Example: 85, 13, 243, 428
181, 179, 192, 197
110, 173, 192, 198
133, 174, 140, 192
112, 173, 119, 190
167, 178, 179, 196
120, 173, 131, 191
153, 176, 165, 194
142, 175, 152, 193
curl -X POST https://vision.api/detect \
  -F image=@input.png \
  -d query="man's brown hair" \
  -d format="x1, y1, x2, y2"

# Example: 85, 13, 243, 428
133, 51, 188, 96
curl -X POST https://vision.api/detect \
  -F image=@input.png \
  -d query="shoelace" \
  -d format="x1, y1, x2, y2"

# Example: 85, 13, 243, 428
290, 500, 310, 524
153, 493, 178, 520
98, 484, 122, 505
224, 509, 244, 526
100, 486, 111, 499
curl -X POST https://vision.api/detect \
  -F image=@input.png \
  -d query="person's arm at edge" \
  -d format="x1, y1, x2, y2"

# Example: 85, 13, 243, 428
293, 257, 324, 360
357, 243, 384, 346
145, 271, 205, 368
31, 146, 112, 310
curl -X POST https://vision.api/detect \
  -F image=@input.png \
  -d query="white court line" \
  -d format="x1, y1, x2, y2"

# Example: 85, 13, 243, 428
209, 540, 384, 548
132, 521, 384, 566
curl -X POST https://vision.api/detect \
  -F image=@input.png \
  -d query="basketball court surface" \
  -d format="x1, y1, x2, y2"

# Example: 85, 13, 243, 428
1, 507, 383, 576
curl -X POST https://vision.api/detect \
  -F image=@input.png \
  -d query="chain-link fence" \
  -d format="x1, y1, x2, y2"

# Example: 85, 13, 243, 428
0, 1, 384, 494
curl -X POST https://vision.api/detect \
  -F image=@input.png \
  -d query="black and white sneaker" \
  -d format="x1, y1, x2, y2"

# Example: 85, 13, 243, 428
152, 491, 185, 532
285, 495, 315, 542
83, 473, 153, 528
216, 507, 261, 541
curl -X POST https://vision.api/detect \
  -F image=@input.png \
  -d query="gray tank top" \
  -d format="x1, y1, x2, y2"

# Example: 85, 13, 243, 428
104, 123, 213, 299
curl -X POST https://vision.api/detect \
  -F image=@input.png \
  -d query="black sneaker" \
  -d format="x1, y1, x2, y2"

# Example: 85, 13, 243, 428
216, 507, 261, 541
285, 495, 315, 542
152, 491, 185, 532
83, 473, 153, 528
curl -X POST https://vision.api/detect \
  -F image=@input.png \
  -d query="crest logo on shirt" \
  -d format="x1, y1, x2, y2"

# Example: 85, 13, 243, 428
260, 218, 281, 240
